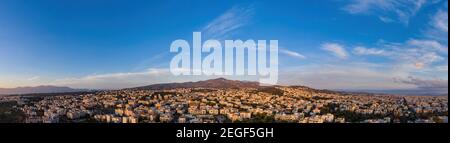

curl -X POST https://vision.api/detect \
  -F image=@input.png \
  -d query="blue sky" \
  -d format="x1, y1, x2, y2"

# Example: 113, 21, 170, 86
0, 0, 448, 92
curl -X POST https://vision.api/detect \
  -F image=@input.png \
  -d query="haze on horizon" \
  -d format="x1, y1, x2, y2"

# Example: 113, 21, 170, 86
0, 0, 448, 94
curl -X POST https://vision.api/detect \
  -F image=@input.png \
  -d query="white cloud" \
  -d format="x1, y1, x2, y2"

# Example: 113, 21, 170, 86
353, 46, 387, 56
407, 39, 448, 53
425, 9, 448, 41
309, 36, 447, 90
379, 16, 395, 23
279, 63, 412, 90
321, 43, 348, 59
202, 5, 254, 39
351, 39, 446, 69
280, 49, 306, 59
279, 59, 447, 91
343, 0, 428, 24
394, 76, 448, 89
51, 68, 171, 89
436, 64, 449, 71
415, 52, 443, 68
432, 10, 448, 32
397, 39, 446, 69
344, 0, 395, 14
27, 76, 40, 81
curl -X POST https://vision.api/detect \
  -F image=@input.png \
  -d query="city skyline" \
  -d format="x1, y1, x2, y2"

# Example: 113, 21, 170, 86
2, 78, 447, 123
0, 0, 448, 94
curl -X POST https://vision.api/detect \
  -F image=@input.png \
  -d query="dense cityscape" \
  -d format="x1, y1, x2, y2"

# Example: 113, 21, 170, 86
0, 79, 447, 123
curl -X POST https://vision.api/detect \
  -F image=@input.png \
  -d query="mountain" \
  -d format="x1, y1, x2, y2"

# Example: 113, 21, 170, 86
0, 86, 86, 95
131, 78, 448, 96
344, 89, 449, 96
133, 78, 261, 90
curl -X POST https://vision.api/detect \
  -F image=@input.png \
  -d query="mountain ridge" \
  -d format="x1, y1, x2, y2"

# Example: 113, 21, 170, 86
131, 78, 262, 90
0, 85, 87, 95
2, 78, 446, 96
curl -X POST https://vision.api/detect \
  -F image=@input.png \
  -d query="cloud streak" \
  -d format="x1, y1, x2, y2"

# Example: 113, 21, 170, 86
353, 46, 387, 56
343, 0, 429, 24
279, 63, 411, 90
51, 69, 170, 89
202, 5, 254, 39
407, 39, 448, 53
425, 8, 448, 41
351, 38, 447, 69
394, 76, 448, 90
321, 43, 348, 59
27, 76, 40, 81
432, 9, 448, 32
280, 49, 306, 59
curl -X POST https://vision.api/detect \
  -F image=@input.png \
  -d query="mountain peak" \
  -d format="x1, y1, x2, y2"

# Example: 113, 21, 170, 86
212, 78, 227, 81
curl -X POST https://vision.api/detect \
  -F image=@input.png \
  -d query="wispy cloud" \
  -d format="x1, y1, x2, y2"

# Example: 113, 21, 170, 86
432, 9, 449, 32
280, 49, 306, 59
394, 76, 448, 90
344, 0, 398, 14
379, 16, 395, 23
51, 69, 169, 89
279, 60, 447, 91
407, 39, 447, 53
202, 5, 254, 39
425, 8, 448, 41
436, 64, 449, 72
343, 0, 428, 24
391, 39, 445, 69
321, 43, 348, 59
351, 38, 446, 69
353, 46, 387, 56
27, 76, 40, 81
279, 63, 411, 90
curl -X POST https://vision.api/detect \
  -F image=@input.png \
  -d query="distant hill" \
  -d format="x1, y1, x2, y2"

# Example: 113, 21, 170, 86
343, 89, 449, 96
132, 78, 261, 90
0, 86, 87, 95
131, 78, 448, 96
